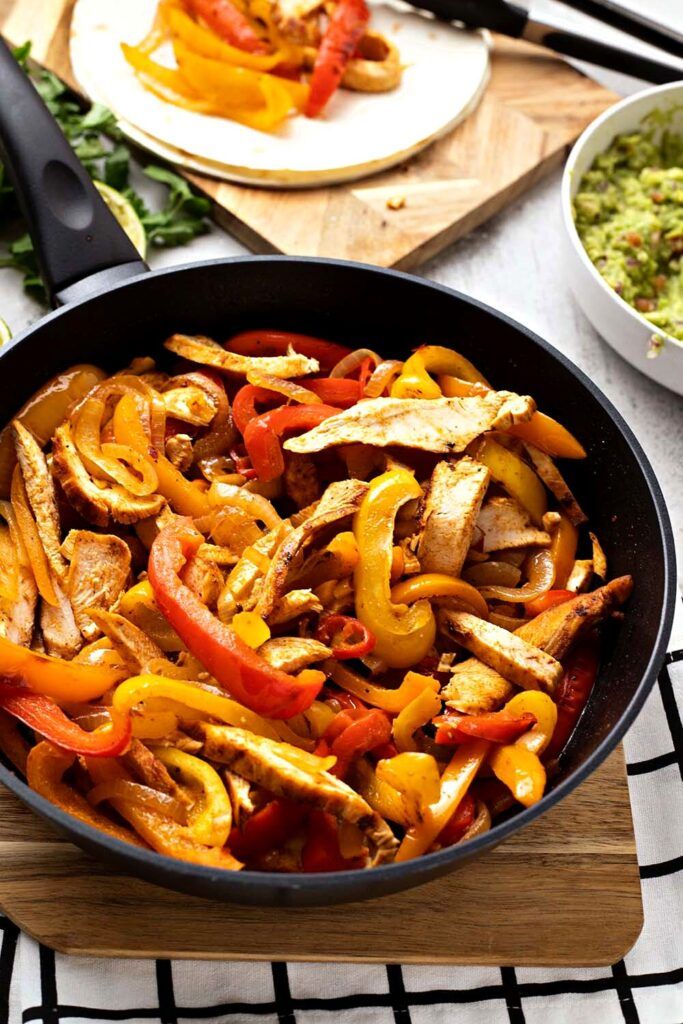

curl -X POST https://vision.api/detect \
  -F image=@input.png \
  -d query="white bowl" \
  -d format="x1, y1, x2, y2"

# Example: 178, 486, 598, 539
561, 82, 683, 395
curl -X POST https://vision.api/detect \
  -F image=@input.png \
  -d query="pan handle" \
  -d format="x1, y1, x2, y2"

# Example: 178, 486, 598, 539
0, 38, 147, 308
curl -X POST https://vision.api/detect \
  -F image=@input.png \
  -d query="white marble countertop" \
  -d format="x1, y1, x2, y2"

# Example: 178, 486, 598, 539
1, 0, 681, 572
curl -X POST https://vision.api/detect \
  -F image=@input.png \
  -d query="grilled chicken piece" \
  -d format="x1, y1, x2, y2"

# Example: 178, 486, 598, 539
477, 496, 551, 553
0, 523, 37, 646
123, 739, 186, 802
52, 424, 164, 527
525, 444, 587, 526
164, 334, 319, 379
283, 454, 320, 509
439, 610, 563, 694
165, 434, 194, 473
258, 636, 331, 673
224, 770, 256, 829
442, 576, 633, 711
162, 385, 217, 427
256, 479, 368, 620
40, 582, 82, 659
64, 530, 131, 640
217, 525, 288, 622
195, 724, 399, 862
566, 559, 594, 593
12, 420, 67, 582
417, 457, 489, 577
88, 608, 167, 673
182, 553, 223, 609
284, 392, 535, 455
268, 589, 324, 625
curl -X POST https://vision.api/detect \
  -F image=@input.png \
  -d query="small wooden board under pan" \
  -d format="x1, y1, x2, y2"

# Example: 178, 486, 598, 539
0, 747, 643, 965
0, 0, 619, 267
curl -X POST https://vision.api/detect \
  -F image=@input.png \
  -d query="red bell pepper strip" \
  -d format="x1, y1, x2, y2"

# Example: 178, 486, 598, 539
318, 707, 391, 777
188, 0, 268, 53
544, 638, 600, 760
232, 385, 283, 435
526, 589, 575, 619
148, 519, 324, 718
226, 330, 352, 370
305, 378, 362, 408
358, 357, 373, 390
315, 615, 376, 660
0, 686, 130, 757
305, 0, 370, 117
301, 809, 364, 871
228, 798, 307, 861
243, 404, 340, 481
436, 792, 475, 847
434, 710, 537, 746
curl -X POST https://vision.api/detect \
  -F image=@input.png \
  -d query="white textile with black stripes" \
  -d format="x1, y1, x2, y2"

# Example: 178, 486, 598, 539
2, 603, 682, 1024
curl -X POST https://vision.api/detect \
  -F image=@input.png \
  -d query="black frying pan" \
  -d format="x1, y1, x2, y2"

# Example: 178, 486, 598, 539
0, 38, 675, 907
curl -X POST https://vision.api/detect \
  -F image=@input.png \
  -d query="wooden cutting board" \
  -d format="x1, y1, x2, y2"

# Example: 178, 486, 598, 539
0, 0, 619, 268
0, 747, 643, 965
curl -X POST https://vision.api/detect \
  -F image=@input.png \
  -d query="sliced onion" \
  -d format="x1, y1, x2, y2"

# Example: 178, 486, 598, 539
208, 479, 282, 529
363, 360, 403, 398
464, 561, 522, 587
329, 348, 381, 379
460, 800, 491, 842
478, 548, 554, 603
101, 443, 159, 496
78, 376, 167, 450
246, 369, 322, 404
165, 372, 235, 463
88, 779, 188, 824
74, 399, 159, 496
489, 613, 525, 631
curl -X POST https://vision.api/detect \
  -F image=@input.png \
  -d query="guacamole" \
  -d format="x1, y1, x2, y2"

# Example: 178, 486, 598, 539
573, 120, 683, 342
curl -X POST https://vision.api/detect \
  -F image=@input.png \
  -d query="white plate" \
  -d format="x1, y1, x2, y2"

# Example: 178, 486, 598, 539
70, 0, 489, 187
561, 83, 683, 396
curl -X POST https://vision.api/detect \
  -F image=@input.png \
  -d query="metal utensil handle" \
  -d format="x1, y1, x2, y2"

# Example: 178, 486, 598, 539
0, 37, 146, 308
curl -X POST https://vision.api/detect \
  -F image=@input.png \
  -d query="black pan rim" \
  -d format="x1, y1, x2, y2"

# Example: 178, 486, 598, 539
0, 254, 676, 901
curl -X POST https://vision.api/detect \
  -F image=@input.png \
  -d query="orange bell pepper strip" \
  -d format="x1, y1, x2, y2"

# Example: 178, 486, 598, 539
86, 756, 242, 868
305, 0, 370, 117
187, 0, 269, 53
0, 685, 131, 757
392, 687, 442, 752
147, 519, 324, 718
395, 740, 489, 861
0, 708, 30, 773
353, 470, 436, 668
113, 393, 210, 518
549, 515, 578, 589
319, 707, 391, 777
27, 742, 144, 846
390, 573, 489, 621
433, 708, 537, 746
0, 633, 126, 702
526, 588, 574, 619
226, 330, 352, 368
326, 664, 439, 714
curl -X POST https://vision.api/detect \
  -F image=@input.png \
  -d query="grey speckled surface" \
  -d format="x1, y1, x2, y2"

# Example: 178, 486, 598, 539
0, 0, 681, 574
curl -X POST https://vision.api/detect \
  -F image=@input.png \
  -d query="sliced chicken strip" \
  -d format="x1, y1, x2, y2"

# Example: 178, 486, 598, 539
12, 421, 66, 582
65, 531, 131, 640
123, 739, 187, 803
0, 520, 37, 647
477, 496, 551, 553
88, 608, 167, 674
256, 480, 368, 620
525, 444, 587, 526
417, 457, 489, 576
284, 392, 535, 455
164, 334, 319, 379
52, 424, 164, 527
442, 576, 633, 712
268, 589, 324, 625
224, 770, 256, 829
566, 560, 594, 593
439, 610, 563, 694
194, 724, 398, 861
258, 636, 332, 673
40, 583, 82, 660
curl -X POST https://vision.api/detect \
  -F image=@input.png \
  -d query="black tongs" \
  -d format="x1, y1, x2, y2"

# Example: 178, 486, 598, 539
401, 0, 683, 83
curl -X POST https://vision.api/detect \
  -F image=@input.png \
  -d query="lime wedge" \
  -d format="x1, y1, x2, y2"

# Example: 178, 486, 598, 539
94, 180, 147, 258
0, 318, 12, 347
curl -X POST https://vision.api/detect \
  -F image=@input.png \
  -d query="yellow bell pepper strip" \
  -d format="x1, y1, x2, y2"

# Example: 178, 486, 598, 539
153, 746, 232, 846
232, 610, 271, 649
506, 412, 586, 459
165, 5, 293, 70
503, 692, 557, 756
113, 394, 210, 518
355, 759, 410, 826
390, 573, 489, 621
395, 739, 490, 861
392, 687, 443, 753
326, 663, 439, 714
377, 752, 441, 816
0, 633, 126, 702
0, 685, 131, 756
148, 519, 324, 718
489, 744, 546, 808
353, 470, 435, 668
475, 437, 547, 526
391, 345, 490, 399
549, 514, 578, 589
86, 756, 242, 869
10, 466, 59, 606
131, 709, 179, 740
27, 742, 144, 846
118, 579, 186, 653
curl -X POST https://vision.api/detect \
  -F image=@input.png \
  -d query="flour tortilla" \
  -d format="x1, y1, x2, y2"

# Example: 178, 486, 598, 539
70, 0, 490, 188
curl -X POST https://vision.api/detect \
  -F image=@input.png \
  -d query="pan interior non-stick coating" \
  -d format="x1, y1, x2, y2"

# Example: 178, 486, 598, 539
0, 257, 673, 905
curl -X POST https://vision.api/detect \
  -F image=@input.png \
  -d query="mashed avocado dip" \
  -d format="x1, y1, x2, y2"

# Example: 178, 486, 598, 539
573, 121, 683, 342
